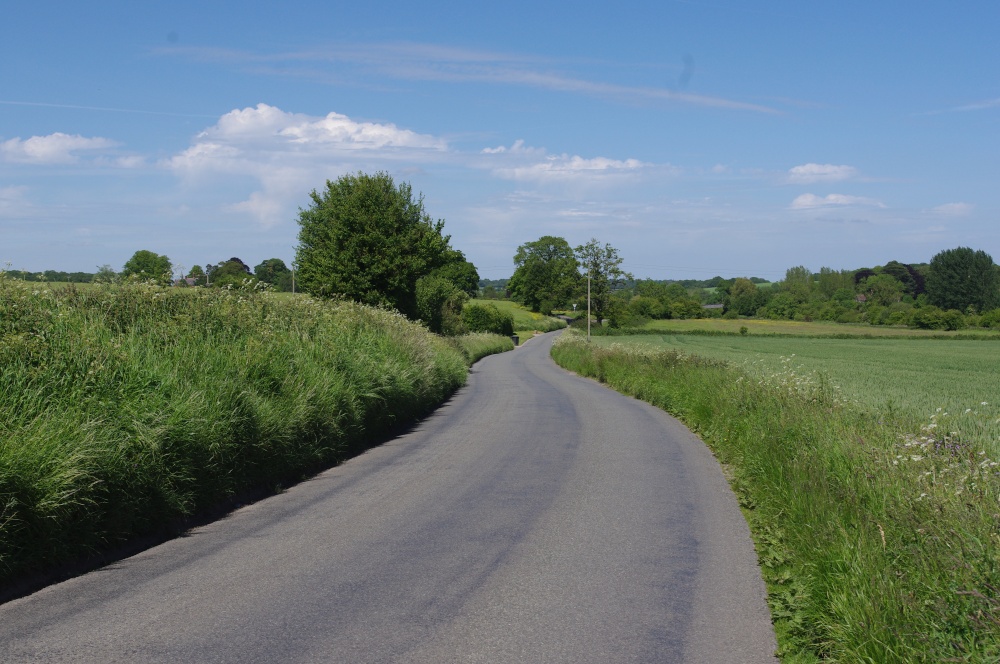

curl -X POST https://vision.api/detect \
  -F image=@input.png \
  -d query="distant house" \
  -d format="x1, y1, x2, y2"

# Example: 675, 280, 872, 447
702, 303, 724, 310
173, 277, 199, 287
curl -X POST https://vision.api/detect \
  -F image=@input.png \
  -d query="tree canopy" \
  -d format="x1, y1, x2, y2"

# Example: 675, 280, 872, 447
576, 238, 632, 324
508, 236, 580, 314
295, 172, 455, 318
926, 247, 999, 312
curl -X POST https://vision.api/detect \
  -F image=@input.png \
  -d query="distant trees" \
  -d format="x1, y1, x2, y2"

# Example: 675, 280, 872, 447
509, 236, 580, 314
208, 257, 253, 288
122, 250, 172, 285
253, 258, 290, 288
186, 265, 206, 286
926, 247, 999, 313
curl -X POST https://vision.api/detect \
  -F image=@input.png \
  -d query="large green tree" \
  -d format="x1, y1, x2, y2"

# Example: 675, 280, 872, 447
926, 246, 1000, 312
295, 172, 453, 317
121, 250, 172, 285
508, 236, 580, 313
429, 249, 480, 298
575, 238, 632, 324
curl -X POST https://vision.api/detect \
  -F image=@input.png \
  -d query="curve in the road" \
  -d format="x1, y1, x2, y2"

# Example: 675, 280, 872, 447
0, 330, 776, 663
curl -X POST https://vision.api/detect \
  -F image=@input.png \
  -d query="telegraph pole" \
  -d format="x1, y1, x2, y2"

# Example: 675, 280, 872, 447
587, 275, 591, 343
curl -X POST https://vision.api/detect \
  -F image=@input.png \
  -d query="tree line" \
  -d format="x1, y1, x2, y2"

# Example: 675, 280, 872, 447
9, 170, 1000, 335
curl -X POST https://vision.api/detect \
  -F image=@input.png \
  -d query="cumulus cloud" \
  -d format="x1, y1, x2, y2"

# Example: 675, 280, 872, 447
932, 202, 973, 216
195, 103, 444, 150
165, 104, 449, 227
790, 193, 885, 209
0, 132, 117, 164
787, 163, 858, 184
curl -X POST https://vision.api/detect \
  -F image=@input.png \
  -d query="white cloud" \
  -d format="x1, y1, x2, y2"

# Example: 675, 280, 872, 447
931, 202, 973, 217
787, 163, 858, 184
0, 132, 117, 164
165, 104, 449, 227
790, 193, 885, 209
480, 140, 647, 183
494, 154, 646, 182
480, 139, 543, 156
192, 103, 446, 151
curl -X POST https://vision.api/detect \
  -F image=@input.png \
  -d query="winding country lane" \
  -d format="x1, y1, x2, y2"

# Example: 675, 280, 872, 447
0, 331, 776, 663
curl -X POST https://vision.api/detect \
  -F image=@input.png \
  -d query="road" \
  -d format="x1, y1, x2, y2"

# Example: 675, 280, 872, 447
0, 331, 777, 663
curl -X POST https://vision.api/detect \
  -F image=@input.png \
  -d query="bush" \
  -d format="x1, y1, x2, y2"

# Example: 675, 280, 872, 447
462, 302, 514, 336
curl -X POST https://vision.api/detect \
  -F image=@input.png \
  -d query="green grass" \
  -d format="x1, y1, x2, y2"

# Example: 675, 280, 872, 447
553, 331, 1000, 662
486, 300, 567, 339
641, 317, 1000, 337
0, 275, 510, 589
591, 334, 1000, 447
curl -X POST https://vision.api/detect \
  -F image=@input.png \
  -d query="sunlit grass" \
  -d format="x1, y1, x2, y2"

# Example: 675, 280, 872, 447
591, 333, 1000, 450
0, 274, 509, 588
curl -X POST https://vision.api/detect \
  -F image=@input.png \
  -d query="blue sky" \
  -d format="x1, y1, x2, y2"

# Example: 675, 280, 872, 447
2, 1, 998, 280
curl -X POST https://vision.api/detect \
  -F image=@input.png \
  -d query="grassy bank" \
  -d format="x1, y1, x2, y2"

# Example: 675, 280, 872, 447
552, 332, 1000, 662
0, 275, 510, 590
487, 300, 567, 340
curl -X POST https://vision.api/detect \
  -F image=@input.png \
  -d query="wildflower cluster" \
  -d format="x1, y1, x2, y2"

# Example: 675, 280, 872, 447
741, 354, 854, 409
892, 404, 1000, 502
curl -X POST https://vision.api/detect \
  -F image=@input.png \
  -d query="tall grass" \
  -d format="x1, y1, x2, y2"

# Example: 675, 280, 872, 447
0, 275, 505, 589
552, 332, 1000, 662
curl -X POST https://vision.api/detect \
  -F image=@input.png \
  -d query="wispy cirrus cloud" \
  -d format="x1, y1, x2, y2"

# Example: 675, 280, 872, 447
931, 202, 974, 216
786, 163, 858, 184
0, 132, 117, 164
158, 42, 779, 114
790, 193, 885, 210
925, 97, 1000, 114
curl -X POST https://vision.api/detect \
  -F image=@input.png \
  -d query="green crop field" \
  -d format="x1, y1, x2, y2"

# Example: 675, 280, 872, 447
591, 333, 1000, 449
642, 316, 1000, 337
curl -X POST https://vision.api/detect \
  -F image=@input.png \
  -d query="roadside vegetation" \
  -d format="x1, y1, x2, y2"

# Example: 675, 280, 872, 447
553, 330, 1000, 662
0, 274, 511, 591
486, 300, 566, 340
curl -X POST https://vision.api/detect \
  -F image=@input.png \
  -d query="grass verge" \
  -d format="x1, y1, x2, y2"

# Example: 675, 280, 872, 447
552, 331, 1000, 663
0, 276, 509, 593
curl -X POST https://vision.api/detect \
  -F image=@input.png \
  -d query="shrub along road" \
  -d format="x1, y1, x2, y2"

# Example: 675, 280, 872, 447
0, 331, 776, 663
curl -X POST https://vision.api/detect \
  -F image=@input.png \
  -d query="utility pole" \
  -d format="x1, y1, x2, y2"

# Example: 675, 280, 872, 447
587, 275, 591, 343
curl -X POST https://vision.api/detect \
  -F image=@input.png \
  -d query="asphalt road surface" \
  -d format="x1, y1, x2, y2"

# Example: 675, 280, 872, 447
0, 331, 777, 663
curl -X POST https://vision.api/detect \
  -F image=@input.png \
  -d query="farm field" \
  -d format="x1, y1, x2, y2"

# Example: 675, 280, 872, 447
642, 316, 1000, 337
591, 332, 1000, 448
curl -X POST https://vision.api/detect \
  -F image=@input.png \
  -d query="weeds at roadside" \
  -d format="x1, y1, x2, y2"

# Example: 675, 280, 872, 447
552, 331, 1000, 662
